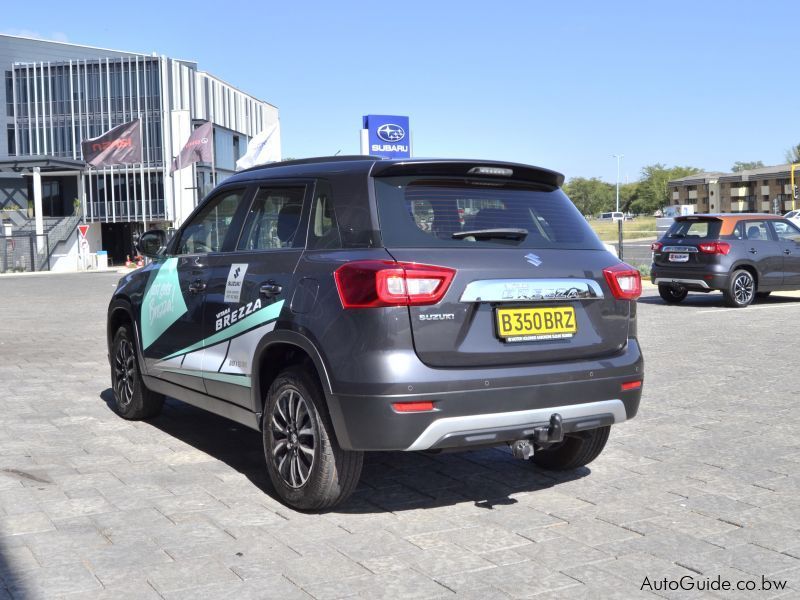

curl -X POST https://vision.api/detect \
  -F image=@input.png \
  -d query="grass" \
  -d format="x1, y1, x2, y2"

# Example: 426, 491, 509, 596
588, 217, 658, 241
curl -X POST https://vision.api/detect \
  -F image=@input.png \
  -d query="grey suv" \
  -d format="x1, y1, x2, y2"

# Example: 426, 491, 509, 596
107, 156, 644, 510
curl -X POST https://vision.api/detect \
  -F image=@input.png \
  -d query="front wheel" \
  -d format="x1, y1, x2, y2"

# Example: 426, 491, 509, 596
723, 269, 755, 308
531, 426, 610, 470
658, 284, 688, 304
110, 325, 164, 419
263, 367, 363, 511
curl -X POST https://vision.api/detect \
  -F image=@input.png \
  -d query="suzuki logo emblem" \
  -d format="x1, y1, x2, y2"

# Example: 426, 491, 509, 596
524, 253, 542, 267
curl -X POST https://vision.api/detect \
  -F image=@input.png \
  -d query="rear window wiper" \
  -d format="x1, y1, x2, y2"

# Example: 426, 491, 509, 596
452, 228, 528, 240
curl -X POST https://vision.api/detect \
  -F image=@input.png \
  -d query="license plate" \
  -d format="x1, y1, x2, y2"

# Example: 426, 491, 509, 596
669, 253, 689, 262
495, 306, 577, 342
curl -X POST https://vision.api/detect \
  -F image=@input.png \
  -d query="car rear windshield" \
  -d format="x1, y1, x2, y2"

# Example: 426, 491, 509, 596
665, 219, 722, 240
374, 177, 605, 250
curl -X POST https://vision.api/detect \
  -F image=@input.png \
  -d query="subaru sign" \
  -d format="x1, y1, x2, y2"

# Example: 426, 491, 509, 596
362, 115, 411, 159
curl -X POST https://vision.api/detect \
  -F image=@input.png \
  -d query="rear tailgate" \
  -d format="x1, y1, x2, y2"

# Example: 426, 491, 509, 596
653, 216, 724, 268
385, 248, 630, 368
371, 162, 634, 368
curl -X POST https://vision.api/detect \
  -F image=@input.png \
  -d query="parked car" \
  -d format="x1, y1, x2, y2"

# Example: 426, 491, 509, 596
784, 210, 800, 227
107, 156, 644, 510
651, 213, 800, 307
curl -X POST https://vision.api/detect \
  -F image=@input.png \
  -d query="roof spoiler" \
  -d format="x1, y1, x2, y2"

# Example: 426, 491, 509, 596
370, 159, 565, 187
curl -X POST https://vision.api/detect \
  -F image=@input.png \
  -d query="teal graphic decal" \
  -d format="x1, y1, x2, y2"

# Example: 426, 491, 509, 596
161, 299, 284, 361
141, 258, 189, 350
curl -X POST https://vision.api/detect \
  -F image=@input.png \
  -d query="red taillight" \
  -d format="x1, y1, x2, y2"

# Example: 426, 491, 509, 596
603, 262, 642, 301
621, 380, 642, 391
334, 260, 456, 308
392, 401, 435, 413
650, 241, 663, 252
697, 241, 730, 255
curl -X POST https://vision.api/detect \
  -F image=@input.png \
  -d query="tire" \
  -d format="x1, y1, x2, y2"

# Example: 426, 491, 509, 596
723, 269, 755, 308
263, 366, 363, 511
756, 291, 771, 299
658, 284, 688, 304
531, 426, 610, 471
110, 325, 164, 419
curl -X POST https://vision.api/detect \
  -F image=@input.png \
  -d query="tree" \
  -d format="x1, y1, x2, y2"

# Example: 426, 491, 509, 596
636, 164, 703, 214
731, 160, 764, 172
562, 177, 615, 215
785, 144, 800, 164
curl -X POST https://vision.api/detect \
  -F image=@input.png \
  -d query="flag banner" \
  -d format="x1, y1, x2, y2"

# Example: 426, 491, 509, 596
171, 121, 214, 173
235, 122, 281, 171
81, 119, 142, 168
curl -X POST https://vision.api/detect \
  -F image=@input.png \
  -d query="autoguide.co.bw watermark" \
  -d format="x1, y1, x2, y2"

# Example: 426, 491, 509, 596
641, 574, 788, 593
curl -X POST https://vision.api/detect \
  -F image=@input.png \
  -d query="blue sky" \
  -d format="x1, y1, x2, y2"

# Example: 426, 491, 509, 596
4, 0, 800, 182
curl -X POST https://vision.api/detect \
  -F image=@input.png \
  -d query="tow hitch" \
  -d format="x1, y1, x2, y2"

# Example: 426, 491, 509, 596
510, 413, 565, 460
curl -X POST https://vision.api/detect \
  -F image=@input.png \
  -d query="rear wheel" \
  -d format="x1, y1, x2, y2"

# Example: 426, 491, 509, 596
110, 325, 164, 419
263, 366, 363, 511
658, 284, 688, 304
531, 426, 610, 470
723, 269, 755, 308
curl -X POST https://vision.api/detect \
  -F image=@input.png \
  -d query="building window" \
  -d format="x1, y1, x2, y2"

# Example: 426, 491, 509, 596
5, 71, 13, 117
6, 126, 14, 156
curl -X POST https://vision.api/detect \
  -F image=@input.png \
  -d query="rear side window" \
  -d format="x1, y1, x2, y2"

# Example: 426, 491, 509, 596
374, 177, 604, 250
307, 180, 341, 250
666, 219, 721, 240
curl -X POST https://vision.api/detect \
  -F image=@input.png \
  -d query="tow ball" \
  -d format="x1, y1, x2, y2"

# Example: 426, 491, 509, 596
510, 413, 564, 460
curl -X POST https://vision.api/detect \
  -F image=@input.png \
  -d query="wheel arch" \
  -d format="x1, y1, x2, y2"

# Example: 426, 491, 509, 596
251, 331, 351, 448
730, 262, 758, 286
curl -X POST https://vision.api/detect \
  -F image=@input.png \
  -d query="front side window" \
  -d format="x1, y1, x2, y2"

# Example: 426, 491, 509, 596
177, 189, 243, 254
772, 220, 800, 243
237, 186, 306, 251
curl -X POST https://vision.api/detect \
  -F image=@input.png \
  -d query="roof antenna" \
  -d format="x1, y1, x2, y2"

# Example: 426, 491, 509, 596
334, 150, 341, 156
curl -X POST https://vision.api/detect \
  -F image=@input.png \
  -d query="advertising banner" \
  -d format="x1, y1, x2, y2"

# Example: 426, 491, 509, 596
362, 115, 411, 159
81, 119, 143, 168
171, 121, 213, 173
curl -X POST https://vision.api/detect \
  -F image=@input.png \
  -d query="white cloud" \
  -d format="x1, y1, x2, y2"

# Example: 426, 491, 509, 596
2, 29, 69, 43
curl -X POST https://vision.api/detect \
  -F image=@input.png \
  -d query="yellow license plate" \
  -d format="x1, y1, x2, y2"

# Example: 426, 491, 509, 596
496, 306, 577, 342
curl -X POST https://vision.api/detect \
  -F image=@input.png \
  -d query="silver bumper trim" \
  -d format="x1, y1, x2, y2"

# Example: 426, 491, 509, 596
459, 278, 604, 303
654, 278, 710, 289
405, 399, 627, 451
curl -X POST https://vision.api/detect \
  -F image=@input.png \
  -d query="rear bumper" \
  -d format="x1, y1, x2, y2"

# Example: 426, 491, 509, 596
651, 266, 729, 291
328, 339, 643, 451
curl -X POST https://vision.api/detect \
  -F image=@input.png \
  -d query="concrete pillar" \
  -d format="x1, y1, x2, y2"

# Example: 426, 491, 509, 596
33, 167, 44, 252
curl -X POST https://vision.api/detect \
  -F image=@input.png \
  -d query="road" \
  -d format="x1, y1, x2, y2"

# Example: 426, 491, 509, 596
0, 272, 798, 599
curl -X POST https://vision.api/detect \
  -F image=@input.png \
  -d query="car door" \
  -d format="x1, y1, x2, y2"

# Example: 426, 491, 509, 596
769, 219, 800, 287
140, 187, 248, 393
200, 182, 311, 410
736, 219, 783, 288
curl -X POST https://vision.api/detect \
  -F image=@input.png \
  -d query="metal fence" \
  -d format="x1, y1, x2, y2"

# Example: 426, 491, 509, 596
1, 214, 81, 273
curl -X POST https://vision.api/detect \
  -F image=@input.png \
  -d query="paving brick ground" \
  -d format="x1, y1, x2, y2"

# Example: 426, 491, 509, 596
0, 272, 798, 599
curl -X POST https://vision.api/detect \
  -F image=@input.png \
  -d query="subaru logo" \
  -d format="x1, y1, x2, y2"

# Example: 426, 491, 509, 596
524, 253, 542, 267
376, 123, 406, 143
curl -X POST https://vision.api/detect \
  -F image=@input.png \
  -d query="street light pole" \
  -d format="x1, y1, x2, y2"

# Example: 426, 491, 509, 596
613, 154, 624, 213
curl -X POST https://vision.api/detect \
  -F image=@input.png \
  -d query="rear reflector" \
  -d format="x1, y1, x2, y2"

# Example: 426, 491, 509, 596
335, 260, 455, 308
603, 262, 642, 300
392, 401, 435, 413
621, 380, 642, 391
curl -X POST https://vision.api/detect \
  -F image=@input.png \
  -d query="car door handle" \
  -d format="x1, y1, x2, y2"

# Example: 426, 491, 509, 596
260, 282, 283, 297
749, 248, 758, 254
188, 279, 207, 294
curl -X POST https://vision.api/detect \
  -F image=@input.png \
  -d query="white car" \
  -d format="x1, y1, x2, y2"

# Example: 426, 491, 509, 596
784, 210, 800, 227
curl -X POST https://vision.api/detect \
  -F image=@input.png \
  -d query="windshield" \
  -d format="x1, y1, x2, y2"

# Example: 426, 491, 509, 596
374, 177, 605, 250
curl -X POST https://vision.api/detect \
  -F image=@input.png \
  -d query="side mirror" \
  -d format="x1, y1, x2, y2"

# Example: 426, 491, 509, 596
137, 229, 168, 258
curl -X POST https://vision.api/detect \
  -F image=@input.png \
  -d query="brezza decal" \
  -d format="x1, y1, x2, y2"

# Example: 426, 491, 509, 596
224, 263, 249, 303
141, 258, 188, 349
215, 298, 262, 332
